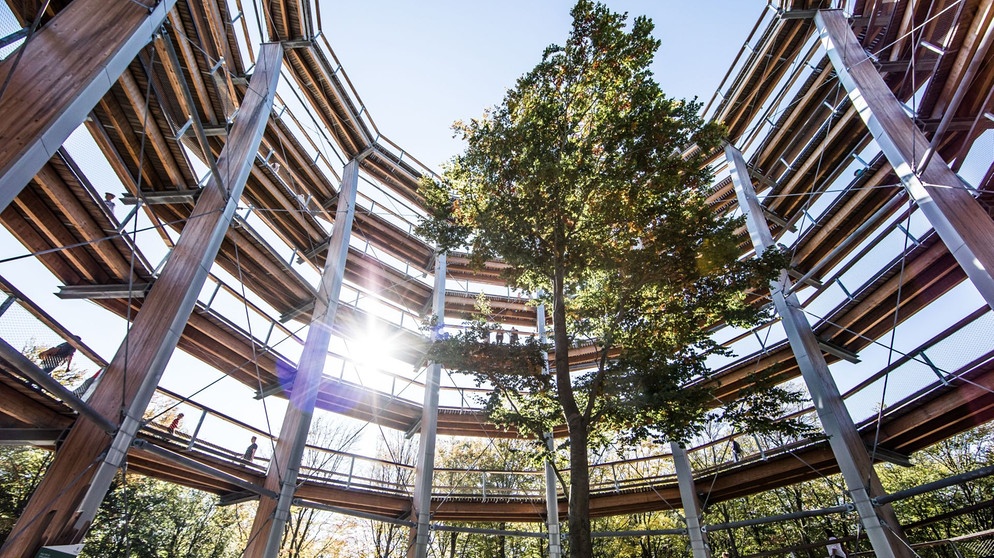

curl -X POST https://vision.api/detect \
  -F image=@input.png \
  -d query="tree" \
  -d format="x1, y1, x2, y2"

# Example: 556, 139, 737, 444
417, 2, 801, 556
431, 438, 549, 558
591, 511, 683, 558
0, 446, 52, 542
367, 432, 417, 558
81, 473, 240, 558
277, 416, 361, 558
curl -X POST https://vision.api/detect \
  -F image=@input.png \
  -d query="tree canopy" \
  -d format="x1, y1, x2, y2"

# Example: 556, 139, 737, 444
417, 1, 803, 555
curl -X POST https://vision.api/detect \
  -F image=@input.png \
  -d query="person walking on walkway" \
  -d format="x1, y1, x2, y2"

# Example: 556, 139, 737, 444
167, 413, 184, 435
243, 436, 258, 461
38, 337, 78, 374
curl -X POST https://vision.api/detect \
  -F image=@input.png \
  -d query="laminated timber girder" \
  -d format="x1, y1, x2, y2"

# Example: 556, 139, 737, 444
0, 153, 157, 286
263, 0, 440, 207
2, 0, 436, 290
719, 0, 994, 151
0, 0, 178, 211
713, 2, 831, 141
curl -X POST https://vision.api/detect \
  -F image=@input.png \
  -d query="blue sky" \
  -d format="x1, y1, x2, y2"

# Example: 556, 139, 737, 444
325, 1, 766, 169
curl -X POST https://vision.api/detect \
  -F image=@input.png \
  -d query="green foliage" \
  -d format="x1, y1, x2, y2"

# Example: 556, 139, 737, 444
695, 426, 994, 557
1, 445, 240, 558
366, 433, 417, 558
429, 439, 553, 558
591, 512, 685, 557
416, 0, 798, 444
81, 473, 240, 558
0, 446, 51, 541
425, 320, 548, 381
416, 2, 799, 554
880, 424, 994, 543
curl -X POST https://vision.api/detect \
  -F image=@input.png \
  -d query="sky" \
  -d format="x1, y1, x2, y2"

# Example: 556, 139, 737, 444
323, 1, 767, 169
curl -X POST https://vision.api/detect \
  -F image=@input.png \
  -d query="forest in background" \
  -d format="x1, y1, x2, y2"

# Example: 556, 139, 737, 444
2, 423, 992, 557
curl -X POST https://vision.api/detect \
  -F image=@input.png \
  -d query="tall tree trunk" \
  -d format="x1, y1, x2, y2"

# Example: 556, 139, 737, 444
566, 416, 591, 557
552, 266, 592, 558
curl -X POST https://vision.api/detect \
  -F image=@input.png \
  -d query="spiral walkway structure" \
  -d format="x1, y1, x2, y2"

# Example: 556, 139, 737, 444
1, 0, 994, 556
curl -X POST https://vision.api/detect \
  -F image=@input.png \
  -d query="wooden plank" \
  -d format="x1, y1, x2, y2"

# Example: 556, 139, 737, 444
31, 160, 132, 280
0, 383, 72, 429
199, 0, 238, 118
0, 0, 176, 212
166, 10, 218, 126
117, 67, 187, 188
10, 189, 103, 283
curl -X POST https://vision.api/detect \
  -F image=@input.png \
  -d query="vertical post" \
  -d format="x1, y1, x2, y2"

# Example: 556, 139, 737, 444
537, 300, 562, 558
726, 142, 911, 558
187, 409, 208, 450
409, 253, 447, 558
0, 43, 283, 558
671, 443, 710, 558
242, 157, 361, 558
0, 0, 177, 212
816, 9, 994, 311
751, 433, 766, 461
0, 294, 16, 317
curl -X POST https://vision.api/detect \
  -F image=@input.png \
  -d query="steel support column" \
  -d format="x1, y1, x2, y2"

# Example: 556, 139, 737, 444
0, 0, 176, 212
243, 157, 361, 558
671, 442, 710, 558
726, 143, 911, 558
537, 300, 562, 558
0, 43, 283, 558
816, 9, 994, 311
409, 253, 447, 558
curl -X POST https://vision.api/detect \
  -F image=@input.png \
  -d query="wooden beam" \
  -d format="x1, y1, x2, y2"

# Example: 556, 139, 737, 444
0, 43, 283, 557
32, 157, 133, 280
0, 0, 176, 212
116, 68, 188, 189
817, 9, 994, 312
0, 427, 65, 445
166, 10, 218, 126
0, 384, 72, 429
10, 188, 103, 283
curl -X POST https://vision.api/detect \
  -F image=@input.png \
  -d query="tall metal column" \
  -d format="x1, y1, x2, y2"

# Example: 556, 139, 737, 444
536, 301, 562, 558
0, 0, 176, 212
243, 157, 361, 558
671, 442, 710, 558
816, 9, 994, 311
409, 253, 447, 558
726, 143, 912, 558
0, 43, 283, 558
